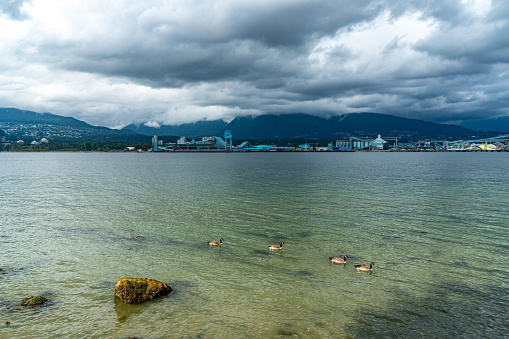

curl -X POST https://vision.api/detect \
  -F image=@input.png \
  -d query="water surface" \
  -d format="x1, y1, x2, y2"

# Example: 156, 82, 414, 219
1, 152, 508, 338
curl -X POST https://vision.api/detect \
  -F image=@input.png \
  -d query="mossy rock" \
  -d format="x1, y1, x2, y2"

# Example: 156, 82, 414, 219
114, 277, 172, 304
16, 295, 49, 308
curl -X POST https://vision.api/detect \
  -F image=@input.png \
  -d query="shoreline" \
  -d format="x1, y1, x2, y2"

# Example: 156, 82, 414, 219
1, 149, 508, 153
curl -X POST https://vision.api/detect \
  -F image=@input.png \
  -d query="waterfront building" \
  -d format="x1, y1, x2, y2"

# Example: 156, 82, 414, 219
152, 135, 158, 152
372, 135, 387, 150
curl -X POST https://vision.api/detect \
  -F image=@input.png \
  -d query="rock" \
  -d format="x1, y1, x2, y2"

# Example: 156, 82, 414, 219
16, 295, 49, 308
127, 236, 146, 242
0, 267, 21, 276
114, 277, 172, 304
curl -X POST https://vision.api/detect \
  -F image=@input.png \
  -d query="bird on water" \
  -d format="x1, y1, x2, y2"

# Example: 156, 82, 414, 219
208, 238, 223, 246
329, 255, 348, 264
269, 242, 284, 250
354, 262, 374, 271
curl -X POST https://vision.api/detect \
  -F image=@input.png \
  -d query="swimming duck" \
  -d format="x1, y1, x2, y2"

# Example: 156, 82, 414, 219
354, 262, 374, 271
207, 238, 223, 246
329, 255, 348, 264
269, 242, 284, 250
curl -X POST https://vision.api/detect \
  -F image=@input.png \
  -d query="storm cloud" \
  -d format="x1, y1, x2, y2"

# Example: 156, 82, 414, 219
0, 0, 508, 128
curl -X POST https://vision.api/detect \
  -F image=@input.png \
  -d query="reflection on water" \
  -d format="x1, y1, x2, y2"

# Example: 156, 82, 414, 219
0, 152, 508, 338
114, 297, 155, 322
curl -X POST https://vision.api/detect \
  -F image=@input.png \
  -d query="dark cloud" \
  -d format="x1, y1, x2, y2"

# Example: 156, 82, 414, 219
39, 1, 379, 85
2, 0, 509, 127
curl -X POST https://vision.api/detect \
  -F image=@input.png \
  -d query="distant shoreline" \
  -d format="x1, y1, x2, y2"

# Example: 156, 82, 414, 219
1, 149, 508, 153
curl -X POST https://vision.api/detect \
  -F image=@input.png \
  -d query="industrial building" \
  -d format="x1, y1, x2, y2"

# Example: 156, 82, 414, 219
154, 130, 251, 151
151, 130, 509, 152
330, 135, 387, 151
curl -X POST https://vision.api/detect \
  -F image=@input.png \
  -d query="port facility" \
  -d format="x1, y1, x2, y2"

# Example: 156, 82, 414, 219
150, 131, 509, 152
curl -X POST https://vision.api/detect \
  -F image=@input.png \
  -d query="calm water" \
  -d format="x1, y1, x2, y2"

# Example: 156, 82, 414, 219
0, 152, 508, 338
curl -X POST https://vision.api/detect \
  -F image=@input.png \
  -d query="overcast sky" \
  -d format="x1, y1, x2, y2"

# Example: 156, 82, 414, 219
1, 0, 508, 128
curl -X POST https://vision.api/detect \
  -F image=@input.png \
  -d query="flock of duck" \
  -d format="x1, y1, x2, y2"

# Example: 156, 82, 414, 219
207, 238, 375, 272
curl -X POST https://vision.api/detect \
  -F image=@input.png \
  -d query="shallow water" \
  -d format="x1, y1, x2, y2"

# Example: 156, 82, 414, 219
1, 152, 508, 338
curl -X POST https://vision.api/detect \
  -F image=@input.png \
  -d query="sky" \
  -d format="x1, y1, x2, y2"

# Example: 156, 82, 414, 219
1, 0, 508, 129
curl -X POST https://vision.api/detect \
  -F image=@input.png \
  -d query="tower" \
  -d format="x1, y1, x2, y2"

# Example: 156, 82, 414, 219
152, 135, 158, 152
224, 130, 232, 150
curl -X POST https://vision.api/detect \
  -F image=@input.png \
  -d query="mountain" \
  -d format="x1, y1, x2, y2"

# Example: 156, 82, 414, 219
460, 116, 509, 133
0, 107, 95, 128
1, 108, 497, 144
0, 108, 170, 143
123, 119, 228, 138
124, 113, 480, 141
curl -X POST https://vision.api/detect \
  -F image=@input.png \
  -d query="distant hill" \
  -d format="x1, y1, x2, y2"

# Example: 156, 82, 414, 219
0, 107, 92, 128
123, 119, 228, 139
460, 116, 509, 133
0, 108, 177, 143
2, 108, 500, 144
124, 113, 480, 141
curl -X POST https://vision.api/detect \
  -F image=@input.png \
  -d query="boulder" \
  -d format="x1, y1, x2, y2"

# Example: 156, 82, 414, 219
114, 277, 172, 304
16, 295, 49, 308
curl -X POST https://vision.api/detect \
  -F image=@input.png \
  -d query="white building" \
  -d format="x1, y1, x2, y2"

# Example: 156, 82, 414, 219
372, 135, 387, 150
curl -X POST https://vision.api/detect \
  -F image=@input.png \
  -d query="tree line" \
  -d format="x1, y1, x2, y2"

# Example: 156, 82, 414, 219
0, 141, 153, 152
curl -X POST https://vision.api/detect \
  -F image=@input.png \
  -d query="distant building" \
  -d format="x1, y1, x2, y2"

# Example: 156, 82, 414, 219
243, 145, 295, 151
224, 130, 233, 150
372, 135, 387, 150
152, 135, 158, 151
171, 131, 250, 151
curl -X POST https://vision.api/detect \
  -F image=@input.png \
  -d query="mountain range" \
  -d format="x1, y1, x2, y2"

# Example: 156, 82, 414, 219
459, 116, 509, 132
1, 107, 505, 144
0, 108, 154, 143
124, 113, 481, 141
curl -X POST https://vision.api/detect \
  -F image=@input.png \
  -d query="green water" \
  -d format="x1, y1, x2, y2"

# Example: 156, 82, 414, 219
0, 152, 508, 338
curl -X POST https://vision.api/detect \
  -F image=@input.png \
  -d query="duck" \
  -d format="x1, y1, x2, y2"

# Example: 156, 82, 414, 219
269, 242, 284, 250
354, 262, 374, 271
207, 238, 223, 246
329, 255, 348, 264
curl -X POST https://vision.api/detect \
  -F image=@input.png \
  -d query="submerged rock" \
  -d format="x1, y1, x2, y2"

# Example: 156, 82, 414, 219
0, 267, 22, 276
114, 277, 172, 304
15, 295, 49, 308
127, 236, 146, 242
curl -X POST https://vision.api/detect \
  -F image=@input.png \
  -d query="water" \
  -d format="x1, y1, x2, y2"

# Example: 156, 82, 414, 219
0, 152, 508, 338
